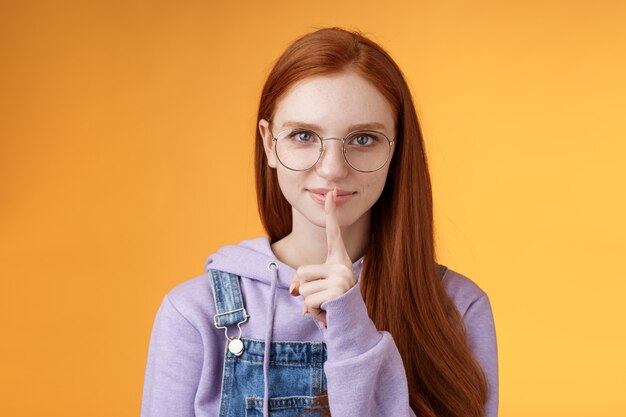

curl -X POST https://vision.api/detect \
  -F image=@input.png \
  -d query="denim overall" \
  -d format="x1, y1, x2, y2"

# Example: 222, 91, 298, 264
209, 264, 448, 417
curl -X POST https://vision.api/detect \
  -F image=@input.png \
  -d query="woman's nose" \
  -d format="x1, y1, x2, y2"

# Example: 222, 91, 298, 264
316, 138, 348, 180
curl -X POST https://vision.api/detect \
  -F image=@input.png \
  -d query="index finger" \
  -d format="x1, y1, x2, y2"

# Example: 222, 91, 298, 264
325, 188, 350, 264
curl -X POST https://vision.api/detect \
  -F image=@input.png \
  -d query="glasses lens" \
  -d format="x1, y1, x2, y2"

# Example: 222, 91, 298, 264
344, 131, 390, 172
275, 129, 322, 170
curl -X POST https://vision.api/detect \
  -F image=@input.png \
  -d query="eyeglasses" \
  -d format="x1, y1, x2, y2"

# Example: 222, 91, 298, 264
272, 127, 395, 172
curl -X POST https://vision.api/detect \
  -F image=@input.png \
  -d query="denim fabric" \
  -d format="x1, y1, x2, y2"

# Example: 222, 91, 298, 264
212, 265, 448, 416
210, 269, 247, 328
218, 338, 328, 417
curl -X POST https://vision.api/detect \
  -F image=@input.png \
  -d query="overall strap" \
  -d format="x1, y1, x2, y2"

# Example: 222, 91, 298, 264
438, 264, 448, 280
208, 269, 248, 356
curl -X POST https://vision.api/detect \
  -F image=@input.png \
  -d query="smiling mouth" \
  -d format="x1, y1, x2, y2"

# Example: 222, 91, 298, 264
307, 188, 355, 206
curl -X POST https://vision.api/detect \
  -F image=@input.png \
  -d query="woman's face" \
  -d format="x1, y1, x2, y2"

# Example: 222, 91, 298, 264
259, 70, 396, 230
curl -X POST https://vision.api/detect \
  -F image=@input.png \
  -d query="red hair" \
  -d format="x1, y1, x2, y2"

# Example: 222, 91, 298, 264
255, 28, 488, 417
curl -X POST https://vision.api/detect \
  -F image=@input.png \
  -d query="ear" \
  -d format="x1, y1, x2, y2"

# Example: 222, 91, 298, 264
258, 119, 277, 168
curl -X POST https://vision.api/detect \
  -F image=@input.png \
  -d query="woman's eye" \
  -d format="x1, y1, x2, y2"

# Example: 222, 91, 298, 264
290, 130, 314, 142
351, 133, 375, 146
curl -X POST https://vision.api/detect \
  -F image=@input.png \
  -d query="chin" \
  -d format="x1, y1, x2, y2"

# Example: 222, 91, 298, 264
309, 209, 363, 230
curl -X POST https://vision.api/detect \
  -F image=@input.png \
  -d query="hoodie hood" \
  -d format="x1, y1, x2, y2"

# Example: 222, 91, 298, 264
204, 236, 369, 417
204, 236, 365, 287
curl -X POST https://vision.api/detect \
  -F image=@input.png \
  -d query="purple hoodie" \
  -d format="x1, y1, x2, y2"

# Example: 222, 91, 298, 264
140, 237, 498, 416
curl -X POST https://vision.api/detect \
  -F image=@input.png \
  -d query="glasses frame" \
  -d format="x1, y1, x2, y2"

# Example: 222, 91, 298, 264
270, 126, 395, 173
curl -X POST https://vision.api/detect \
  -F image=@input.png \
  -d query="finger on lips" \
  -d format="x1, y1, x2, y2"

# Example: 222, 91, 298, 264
325, 188, 351, 264
289, 188, 353, 329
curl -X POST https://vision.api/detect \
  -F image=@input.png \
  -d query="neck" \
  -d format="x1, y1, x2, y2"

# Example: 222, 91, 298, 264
271, 208, 370, 269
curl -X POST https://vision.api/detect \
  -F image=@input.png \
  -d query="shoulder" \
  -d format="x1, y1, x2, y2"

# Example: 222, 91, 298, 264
441, 268, 499, 414
162, 273, 216, 325
441, 267, 490, 318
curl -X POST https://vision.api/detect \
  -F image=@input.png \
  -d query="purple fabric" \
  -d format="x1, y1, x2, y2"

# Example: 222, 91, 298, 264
140, 237, 498, 416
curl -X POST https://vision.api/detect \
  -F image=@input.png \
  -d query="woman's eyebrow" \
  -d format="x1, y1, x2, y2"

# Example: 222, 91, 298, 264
281, 120, 388, 131
281, 121, 322, 130
347, 122, 387, 131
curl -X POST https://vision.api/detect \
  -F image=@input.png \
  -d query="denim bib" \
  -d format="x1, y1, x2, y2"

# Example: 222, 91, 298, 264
209, 264, 448, 416
209, 269, 327, 416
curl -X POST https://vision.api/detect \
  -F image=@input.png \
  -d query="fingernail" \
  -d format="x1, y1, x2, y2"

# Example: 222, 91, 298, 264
301, 305, 308, 315
322, 321, 327, 328
289, 281, 296, 295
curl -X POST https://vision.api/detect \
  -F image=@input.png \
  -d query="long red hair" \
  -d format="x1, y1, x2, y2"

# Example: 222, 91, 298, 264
255, 28, 488, 417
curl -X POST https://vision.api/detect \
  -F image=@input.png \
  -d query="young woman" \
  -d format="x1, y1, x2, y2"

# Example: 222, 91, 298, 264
141, 28, 498, 417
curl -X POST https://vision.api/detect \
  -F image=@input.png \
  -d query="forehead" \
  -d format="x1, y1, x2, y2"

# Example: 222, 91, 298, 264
272, 71, 396, 134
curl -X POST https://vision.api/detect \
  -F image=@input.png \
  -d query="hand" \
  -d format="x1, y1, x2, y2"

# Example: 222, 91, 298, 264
289, 188, 357, 328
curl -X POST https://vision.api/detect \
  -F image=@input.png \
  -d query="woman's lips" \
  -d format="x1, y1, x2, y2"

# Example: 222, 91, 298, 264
307, 188, 355, 206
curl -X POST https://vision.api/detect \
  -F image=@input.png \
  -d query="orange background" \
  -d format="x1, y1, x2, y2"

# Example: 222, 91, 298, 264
1, 1, 625, 416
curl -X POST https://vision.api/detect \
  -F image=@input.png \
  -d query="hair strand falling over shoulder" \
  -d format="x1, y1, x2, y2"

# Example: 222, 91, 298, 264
255, 27, 488, 417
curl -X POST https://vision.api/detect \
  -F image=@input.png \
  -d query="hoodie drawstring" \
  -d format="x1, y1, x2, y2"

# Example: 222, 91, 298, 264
263, 261, 279, 417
